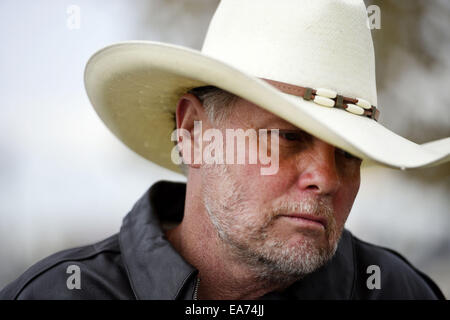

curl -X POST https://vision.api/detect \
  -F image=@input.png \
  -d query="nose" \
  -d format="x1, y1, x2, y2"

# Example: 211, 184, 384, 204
296, 139, 341, 196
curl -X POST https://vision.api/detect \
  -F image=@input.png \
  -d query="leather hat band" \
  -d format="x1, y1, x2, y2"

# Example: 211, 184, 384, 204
263, 78, 380, 121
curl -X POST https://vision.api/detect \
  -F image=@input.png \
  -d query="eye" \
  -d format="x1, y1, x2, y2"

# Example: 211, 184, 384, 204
280, 131, 301, 141
337, 148, 361, 161
277, 130, 309, 142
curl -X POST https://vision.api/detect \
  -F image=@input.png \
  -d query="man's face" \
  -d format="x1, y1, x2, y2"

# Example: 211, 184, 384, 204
200, 97, 361, 281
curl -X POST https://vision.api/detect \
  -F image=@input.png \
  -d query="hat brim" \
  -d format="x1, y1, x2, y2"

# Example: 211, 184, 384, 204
84, 41, 449, 174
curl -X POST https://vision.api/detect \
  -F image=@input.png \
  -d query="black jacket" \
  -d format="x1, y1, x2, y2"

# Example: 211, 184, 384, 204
0, 181, 445, 300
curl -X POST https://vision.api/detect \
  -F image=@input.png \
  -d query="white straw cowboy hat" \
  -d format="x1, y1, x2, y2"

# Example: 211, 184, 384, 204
84, 0, 449, 174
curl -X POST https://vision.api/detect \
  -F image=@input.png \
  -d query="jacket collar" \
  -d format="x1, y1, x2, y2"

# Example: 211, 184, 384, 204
119, 180, 355, 300
119, 181, 197, 300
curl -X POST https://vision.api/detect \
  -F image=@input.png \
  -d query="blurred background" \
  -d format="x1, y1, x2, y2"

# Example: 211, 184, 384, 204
0, 0, 449, 298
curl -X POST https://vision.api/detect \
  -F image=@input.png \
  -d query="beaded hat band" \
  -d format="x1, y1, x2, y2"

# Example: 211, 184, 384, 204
263, 78, 380, 121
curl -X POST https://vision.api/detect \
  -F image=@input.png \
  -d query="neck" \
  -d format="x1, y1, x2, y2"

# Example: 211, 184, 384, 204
165, 174, 295, 300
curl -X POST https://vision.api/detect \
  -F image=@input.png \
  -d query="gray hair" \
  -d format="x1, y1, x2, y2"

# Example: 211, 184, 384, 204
188, 86, 238, 123
176, 86, 239, 175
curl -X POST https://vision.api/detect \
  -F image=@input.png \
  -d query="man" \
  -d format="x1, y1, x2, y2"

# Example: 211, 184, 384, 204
1, 0, 448, 299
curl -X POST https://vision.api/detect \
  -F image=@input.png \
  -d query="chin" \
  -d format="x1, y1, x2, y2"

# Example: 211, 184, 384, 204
273, 224, 328, 246
288, 232, 328, 249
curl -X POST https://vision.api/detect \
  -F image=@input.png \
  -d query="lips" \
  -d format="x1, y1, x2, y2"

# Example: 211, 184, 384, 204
279, 213, 327, 229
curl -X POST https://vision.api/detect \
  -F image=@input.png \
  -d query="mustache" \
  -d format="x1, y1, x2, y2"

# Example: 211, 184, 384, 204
270, 197, 335, 228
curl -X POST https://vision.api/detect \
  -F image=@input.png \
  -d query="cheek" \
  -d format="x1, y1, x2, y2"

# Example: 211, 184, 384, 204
230, 162, 295, 204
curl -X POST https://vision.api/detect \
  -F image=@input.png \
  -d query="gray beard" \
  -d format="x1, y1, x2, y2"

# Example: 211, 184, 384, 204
202, 165, 343, 284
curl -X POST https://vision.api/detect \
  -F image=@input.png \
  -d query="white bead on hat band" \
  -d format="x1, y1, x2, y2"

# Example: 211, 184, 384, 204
263, 79, 380, 121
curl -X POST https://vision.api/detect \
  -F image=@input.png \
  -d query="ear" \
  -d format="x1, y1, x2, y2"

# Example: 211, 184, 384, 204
176, 93, 203, 132
175, 93, 206, 169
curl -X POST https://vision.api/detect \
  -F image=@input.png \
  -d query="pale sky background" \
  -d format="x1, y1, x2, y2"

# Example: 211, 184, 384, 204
0, 0, 449, 297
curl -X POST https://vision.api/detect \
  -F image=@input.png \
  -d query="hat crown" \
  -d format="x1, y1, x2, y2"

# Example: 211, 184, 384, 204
201, 0, 377, 106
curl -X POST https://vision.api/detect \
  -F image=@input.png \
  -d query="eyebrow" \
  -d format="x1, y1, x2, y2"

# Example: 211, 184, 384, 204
264, 126, 309, 135
256, 118, 301, 130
